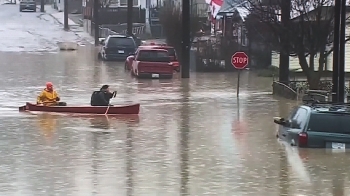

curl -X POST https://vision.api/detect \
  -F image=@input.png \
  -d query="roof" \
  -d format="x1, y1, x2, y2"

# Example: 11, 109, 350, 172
214, 0, 350, 22
216, 0, 249, 21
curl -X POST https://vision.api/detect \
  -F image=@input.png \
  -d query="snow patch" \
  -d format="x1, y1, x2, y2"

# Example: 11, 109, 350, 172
0, 5, 92, 52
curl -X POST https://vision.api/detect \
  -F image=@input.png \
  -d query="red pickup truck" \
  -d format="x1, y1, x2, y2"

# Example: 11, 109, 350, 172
125, 45, 180, 72
128, 49, 174, 79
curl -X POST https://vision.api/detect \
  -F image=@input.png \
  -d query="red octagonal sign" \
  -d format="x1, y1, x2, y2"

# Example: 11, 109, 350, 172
231, 52, 249, 69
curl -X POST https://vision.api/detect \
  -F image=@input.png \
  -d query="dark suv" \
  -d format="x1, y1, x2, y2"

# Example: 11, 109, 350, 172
19, 0, 36, 12
275, 101, 350, 149
98, 35, 137, 61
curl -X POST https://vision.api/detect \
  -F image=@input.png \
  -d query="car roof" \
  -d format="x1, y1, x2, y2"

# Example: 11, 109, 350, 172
301, 102, 350, 115
138, 48, 168, 52
108, 34, 132, 38
139, 45, 174, 49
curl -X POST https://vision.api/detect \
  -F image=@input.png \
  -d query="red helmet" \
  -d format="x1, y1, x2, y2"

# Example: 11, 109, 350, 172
46, 82, 53, 88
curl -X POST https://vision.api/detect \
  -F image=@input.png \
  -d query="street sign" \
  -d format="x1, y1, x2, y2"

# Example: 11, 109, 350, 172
231, 52, 249, 69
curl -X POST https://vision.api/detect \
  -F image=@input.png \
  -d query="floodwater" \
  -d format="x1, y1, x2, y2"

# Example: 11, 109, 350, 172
0, 46, 350, 196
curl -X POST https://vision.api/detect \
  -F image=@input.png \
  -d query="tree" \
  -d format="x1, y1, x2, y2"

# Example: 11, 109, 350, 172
100, 0, 111, 8
159, 5, 203, 66
244, 0, 349, 89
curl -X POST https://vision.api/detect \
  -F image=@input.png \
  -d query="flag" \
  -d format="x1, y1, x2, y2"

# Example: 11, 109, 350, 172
207, 0, 223, 18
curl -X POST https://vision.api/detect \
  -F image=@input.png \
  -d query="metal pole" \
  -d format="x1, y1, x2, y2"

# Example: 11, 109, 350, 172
332, 0, 341, 102
237, 70, 240, 97
181, 0, 191, 78
63, 0, 69, 30
93, 0, 100, 45
338, 0, 346, 103
127, 0, 133, 36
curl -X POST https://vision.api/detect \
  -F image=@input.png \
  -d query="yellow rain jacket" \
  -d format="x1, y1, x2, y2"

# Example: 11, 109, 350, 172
37, 89, 59, 106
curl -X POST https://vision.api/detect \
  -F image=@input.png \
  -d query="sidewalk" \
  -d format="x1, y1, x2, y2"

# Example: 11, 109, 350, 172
42, 5, 95, 44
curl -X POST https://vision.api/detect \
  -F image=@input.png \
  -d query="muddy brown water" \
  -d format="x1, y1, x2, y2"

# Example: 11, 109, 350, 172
0, 46, 349, 196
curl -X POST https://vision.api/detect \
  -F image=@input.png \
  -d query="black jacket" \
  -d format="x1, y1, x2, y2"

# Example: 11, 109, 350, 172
90, 91, 113, 106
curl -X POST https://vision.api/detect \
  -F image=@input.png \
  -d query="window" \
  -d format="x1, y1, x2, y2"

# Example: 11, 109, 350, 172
107, 37, 135, 47
290, 107, 308, 129
308, 113, 350, 134
119, 0, 138, 6
166, 48, 176, 57
137, 50, 170, 62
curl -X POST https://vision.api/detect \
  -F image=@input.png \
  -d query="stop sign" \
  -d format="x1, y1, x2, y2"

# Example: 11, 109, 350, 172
231, 52, 249, 69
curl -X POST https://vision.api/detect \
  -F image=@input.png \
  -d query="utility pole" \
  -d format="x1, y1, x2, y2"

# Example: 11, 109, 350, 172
64, 0, 69, 30
181, 0, 191, 78
93, 0, 100, 45
279, 0, 290, 85
127, 0, 133, 36
40, 0, 44, 12
332, 0, 341, 102
338, 0, 346, 102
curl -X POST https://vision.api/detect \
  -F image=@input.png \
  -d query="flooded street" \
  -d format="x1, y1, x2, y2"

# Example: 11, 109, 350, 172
0, 46, 349, 196
0, 5, 350, 195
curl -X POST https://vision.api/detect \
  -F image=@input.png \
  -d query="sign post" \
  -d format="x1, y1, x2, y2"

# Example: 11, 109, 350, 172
231, 52, 249, 97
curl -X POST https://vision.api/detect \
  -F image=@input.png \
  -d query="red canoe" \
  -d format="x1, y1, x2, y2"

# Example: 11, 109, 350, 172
19, 102, 140, 115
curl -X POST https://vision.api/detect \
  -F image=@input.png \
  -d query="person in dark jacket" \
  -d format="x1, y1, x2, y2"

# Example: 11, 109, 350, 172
90, 85, 117, 106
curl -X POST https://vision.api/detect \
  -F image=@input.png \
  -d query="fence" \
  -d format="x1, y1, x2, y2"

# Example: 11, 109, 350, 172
272, 78, 350, 100
97, 24, 146, 38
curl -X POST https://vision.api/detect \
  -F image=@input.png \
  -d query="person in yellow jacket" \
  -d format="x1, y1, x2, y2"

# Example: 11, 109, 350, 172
37, 82, 66, 106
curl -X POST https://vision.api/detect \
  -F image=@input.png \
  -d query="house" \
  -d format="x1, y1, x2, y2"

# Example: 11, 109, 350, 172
142, 0, 208, 38
53, 0, 82, 13
270, 2, 350, 72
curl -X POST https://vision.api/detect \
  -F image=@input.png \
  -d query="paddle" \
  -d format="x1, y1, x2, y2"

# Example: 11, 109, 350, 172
104, 91, 117, 115
104, 104, 111, 115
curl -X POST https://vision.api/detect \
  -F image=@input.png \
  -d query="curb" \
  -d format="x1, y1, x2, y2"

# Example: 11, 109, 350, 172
44, 11, 93, 44
34, 5, 95, 45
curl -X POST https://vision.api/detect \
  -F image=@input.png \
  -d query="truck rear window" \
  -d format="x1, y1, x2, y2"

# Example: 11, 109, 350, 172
137, 50, 170, 62
307, 113, 350, 134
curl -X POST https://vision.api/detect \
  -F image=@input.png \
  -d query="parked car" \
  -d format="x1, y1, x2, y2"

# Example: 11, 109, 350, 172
125, 44, 180, 72
128, 48, 174, 79
19, 0, 36, 12
98, 35, 137, 61
275, 101, 350, 148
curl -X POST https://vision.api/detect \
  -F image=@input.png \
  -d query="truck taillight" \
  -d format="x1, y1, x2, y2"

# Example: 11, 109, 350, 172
168, 62, 173, 66
298, 132, 308, 147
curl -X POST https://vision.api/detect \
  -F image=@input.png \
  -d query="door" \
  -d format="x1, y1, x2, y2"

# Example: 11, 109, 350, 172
285, 107, 309, 145
278, 107, 298, 140
132, 59, 138, 75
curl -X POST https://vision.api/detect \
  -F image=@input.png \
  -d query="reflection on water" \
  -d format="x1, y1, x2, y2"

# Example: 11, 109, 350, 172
1, 46, 350, 195
35, 113, 58, 144
126, 126, 133, 196
180, 79, 189, 196
90, 116, 110, 130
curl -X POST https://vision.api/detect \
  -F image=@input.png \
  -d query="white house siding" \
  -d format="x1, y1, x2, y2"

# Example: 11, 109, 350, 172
271, 26, 350, 72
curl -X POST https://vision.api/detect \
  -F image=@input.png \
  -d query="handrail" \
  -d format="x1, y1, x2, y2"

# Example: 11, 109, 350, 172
273, 81, 297, 94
